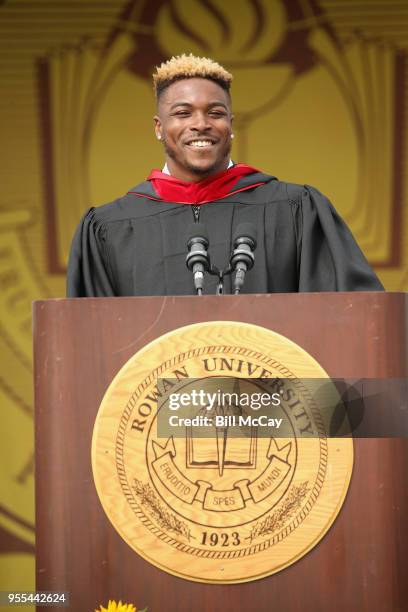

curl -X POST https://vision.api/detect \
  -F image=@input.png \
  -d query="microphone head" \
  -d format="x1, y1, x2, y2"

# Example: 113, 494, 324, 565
186, 222, 209, 247
233, 222, 257, 249
186, 221, 210, 273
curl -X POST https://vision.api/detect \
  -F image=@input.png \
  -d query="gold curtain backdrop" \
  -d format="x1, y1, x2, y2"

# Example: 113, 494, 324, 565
0, 0, 407, 607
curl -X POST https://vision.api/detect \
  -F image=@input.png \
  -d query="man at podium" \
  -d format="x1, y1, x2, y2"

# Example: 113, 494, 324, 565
67, 54, 383, 297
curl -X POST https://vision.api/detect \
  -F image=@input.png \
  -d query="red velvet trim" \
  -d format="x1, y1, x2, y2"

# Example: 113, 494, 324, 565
145, 163, 262, 204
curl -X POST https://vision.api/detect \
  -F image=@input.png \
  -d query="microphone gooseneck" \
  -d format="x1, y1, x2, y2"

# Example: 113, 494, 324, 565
186, 222, 210, 295
230, 223, 257, 294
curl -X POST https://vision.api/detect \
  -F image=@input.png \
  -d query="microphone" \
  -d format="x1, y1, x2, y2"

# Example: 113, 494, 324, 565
230, 223, 257, 294
186, 222, 210, 295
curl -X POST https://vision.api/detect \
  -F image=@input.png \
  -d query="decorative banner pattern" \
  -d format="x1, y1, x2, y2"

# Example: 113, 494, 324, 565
152, 436, 292, 510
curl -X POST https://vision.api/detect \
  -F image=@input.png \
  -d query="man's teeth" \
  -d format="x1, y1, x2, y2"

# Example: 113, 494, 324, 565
189, 140, 213, 147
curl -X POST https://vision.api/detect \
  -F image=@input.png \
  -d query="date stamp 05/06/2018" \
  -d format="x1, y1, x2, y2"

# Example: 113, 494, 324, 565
0, 592, 69, 606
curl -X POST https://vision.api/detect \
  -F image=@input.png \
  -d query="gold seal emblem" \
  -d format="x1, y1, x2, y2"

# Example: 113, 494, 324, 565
92, 322, 353, 583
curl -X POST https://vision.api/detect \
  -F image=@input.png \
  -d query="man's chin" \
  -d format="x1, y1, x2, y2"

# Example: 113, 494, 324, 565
185, 159, 225, 179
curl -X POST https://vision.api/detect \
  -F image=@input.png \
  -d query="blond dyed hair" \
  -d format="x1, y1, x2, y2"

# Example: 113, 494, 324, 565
153, 53, 233, 99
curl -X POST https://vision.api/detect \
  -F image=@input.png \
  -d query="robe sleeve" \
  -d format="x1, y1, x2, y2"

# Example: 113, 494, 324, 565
66, 208, 116, 297
297, 186, 384, 291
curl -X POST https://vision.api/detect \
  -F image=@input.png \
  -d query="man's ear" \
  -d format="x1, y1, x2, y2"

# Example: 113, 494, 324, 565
154, 115, 162, 141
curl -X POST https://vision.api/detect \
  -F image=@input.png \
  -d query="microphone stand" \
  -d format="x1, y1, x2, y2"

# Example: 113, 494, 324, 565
215, 265, 232, 295
186, 225, 256, 295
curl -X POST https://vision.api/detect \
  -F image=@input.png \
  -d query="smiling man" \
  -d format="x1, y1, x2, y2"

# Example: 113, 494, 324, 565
67, 54, 383, 296
155, 76, 232, 181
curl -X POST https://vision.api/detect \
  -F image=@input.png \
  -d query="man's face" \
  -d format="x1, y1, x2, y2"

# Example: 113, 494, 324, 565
154, 78, 233, 182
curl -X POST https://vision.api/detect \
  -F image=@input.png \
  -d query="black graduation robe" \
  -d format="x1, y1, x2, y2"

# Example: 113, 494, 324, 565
66, 170, 383, 297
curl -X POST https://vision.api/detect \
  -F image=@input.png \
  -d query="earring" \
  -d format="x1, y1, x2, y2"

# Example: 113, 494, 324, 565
231, 134, 234, 139
157, 133, 161, 140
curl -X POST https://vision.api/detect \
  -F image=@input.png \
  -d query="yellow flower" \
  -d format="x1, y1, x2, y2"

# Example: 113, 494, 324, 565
95, 600, 141, 612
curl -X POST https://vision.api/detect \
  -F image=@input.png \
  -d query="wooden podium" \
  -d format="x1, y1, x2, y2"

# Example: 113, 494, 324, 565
33, 292, 408, 611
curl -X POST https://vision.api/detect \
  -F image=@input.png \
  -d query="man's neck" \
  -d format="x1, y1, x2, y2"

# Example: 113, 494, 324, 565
162, 159, 234, 176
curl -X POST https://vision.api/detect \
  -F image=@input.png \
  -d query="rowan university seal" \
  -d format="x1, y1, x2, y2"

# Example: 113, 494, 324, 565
92, 322, 353, 583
